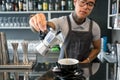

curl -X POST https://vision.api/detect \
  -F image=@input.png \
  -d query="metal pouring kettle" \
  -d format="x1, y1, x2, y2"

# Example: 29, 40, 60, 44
36, 28, 64, 56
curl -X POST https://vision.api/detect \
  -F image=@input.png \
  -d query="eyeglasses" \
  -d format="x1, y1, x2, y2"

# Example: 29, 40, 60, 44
78, 0, 95, 8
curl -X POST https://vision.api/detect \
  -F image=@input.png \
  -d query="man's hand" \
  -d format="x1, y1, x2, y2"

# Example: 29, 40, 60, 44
29, 13, 47, 32
80, 59, 90, 63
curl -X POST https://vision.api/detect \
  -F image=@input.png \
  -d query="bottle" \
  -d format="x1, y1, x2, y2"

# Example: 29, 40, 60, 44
67, 0, 73, 10
33, 0, 37, 11
43, 0, 48, 11
61, 0, 66, 10
14, 0, 19, 11
23, 0, 26, 11
28, 0, 33, 11
1, 0, 6, 11
55, 0, 60, 11
5, 0, 9, 11
0, 1, 2, 11
18, 0, 23, 11
11, 0, 15, 11
48, 0, 54, 11
38, 0, 42, 11
6, 0, 12, 11
10, 74, 14, 80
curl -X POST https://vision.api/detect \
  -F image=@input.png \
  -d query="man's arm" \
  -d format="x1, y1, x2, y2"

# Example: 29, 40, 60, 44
81, 39, 101, 63
47, 22, 56, 30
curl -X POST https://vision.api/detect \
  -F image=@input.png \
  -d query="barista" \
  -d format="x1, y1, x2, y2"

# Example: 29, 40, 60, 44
29, 0, 101, 63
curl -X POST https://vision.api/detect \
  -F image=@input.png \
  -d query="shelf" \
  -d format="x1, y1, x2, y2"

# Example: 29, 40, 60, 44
0, 11, 73, 29
108, 14, 117, 17
0, 27, 31, 29
107, 0, 120, 30
0, 11, 73, 14
0, 62, 34, 69
108, 13, 120, 17
0, 69, 32, 72
108, 27, 120, 30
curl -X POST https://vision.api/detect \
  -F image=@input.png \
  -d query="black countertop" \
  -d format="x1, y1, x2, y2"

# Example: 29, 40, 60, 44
36, 70, 56, 80
0, 61, 101, 80
35, 63, 101, 80
36, 69, 86, 80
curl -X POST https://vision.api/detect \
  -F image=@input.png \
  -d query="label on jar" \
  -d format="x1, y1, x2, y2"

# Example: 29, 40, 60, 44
61, 1, 65, 6
38, 4, 42, 10
43, 2, 48, 11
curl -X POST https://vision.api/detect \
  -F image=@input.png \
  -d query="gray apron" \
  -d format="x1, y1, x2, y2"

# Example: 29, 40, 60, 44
58, 16, 100, 77
59, 16, 93, 61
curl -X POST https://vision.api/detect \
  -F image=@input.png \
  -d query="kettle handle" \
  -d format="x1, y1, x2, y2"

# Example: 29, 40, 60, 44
56, 62, 61, 69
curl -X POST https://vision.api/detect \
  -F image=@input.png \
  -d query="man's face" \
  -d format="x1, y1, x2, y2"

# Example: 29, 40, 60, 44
74, 0, 95, 19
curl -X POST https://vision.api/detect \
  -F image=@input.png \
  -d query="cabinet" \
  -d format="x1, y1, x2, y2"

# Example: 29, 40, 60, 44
0, 0, 74, 79
0, 11, 73, 29
108, 0, 120, 30
0, 0, 74, 29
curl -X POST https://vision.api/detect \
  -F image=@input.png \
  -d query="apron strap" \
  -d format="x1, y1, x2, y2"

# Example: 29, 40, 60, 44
88, 63, 93, 76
